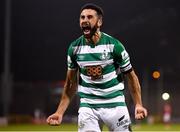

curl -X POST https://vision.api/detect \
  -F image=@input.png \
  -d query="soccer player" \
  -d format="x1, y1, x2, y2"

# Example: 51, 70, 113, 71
46, 3, 147, 132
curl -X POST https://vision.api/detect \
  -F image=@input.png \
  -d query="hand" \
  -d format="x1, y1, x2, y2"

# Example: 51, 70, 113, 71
46, 113, 63, 125
135, 104, 148, 120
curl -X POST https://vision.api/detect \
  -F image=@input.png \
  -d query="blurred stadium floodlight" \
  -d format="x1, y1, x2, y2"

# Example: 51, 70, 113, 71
152, 70, 161, 79
1, 0, 13, 117
153, 69, 164, 115
162, 92, 170, 101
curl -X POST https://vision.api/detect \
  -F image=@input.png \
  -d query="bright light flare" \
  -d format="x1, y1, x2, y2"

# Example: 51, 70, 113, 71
152, 71, 160, 79
162, 92, 170, 101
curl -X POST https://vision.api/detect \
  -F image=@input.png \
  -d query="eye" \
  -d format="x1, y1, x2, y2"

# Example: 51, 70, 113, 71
87, 15, 93, 19
80, 15, 85, 20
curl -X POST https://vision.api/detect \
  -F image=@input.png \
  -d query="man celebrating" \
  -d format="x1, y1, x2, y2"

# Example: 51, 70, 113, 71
47, 3, 147, 132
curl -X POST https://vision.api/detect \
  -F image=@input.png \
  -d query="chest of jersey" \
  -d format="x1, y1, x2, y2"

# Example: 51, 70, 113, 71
74, 44, 114, 80
75, 44, 114, 67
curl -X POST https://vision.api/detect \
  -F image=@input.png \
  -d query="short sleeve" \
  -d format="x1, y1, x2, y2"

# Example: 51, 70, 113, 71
113, 41, 132, 73
67, 44, 78, 70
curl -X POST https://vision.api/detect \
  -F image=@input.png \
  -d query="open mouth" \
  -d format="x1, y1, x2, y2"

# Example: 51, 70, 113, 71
81, 23, 91, 35
82, 27, 91, 34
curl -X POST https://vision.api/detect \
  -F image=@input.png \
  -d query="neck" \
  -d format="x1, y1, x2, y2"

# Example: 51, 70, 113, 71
86, 30, 101, 44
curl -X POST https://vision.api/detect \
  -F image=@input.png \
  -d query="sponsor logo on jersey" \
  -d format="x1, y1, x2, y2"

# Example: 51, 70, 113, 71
86, 65, 103, 80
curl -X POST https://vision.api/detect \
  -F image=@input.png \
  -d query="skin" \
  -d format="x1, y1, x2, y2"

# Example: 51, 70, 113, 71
80, 9, 102, 43
46, 8, 147, 126
125, 70, 148, 119
46, 69, 78, 125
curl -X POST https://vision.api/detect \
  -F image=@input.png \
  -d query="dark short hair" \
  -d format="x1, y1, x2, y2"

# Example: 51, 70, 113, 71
80, 3, 104, 17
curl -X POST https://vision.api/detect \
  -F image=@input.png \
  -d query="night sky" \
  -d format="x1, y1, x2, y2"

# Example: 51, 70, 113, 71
1, 0, 180, 81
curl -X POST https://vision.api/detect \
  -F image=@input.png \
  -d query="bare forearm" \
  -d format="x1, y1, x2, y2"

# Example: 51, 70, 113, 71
125, 70, 148, 119
55, 83, 77, 115
55, 70, 78, 115
126, 70, 142, 105
55, 93, 70, 115
46, 70, 78, 126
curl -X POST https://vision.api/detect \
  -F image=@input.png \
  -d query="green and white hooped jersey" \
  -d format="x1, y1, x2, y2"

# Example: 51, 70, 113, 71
67, 32, 132, 108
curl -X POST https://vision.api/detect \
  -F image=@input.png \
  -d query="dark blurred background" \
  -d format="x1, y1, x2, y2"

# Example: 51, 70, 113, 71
0, 0, 180, 123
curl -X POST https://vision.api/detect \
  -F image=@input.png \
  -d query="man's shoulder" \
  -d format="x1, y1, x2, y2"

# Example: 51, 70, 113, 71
70, 35, 84, 47
102, 32, 121, 44
67, 35, 84, 54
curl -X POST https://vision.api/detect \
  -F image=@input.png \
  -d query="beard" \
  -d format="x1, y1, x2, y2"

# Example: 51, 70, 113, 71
81, 22, 98, 39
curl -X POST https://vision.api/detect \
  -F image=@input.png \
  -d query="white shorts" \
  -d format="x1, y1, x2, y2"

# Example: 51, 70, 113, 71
78, 106, 131, 132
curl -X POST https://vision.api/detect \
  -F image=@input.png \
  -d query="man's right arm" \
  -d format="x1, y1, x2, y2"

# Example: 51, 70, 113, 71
46, 69, 78, 125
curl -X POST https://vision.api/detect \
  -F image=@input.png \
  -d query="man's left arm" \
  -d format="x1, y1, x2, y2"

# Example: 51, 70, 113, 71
124, 69, 148, 120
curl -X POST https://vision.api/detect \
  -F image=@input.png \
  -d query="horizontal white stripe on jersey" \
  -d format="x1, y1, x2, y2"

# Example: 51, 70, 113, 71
78, 82, 124, 96
80, 95, 125, 104
77, 59, 114, 67
80, 71, 117, 84
68, 67, 77, 70
73, 44, 114, 54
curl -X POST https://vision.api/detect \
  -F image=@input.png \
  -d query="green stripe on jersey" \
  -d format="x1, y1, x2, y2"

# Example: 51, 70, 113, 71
79, 78, 123, 89
78, 90, 123, 99
120, 57, 130, 66
80, 102, 126, 108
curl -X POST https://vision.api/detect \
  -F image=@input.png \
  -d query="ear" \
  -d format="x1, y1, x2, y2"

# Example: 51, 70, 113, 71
98, 18, 103, 27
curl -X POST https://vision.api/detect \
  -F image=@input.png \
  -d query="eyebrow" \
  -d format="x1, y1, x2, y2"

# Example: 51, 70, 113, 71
80, 14, 94, 18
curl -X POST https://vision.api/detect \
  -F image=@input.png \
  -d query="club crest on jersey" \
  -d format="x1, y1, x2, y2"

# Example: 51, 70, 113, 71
100, 50, 110, 60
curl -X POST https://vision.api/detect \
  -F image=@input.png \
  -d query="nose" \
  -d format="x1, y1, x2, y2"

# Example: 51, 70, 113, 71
81, 16, 89, 23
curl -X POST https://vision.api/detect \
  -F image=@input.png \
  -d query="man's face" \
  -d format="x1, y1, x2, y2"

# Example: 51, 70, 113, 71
80, 9, 102, 38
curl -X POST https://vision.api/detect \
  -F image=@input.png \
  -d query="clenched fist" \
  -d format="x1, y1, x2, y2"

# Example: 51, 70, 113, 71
135, 104, 148, 120
46, 113, 63, 126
